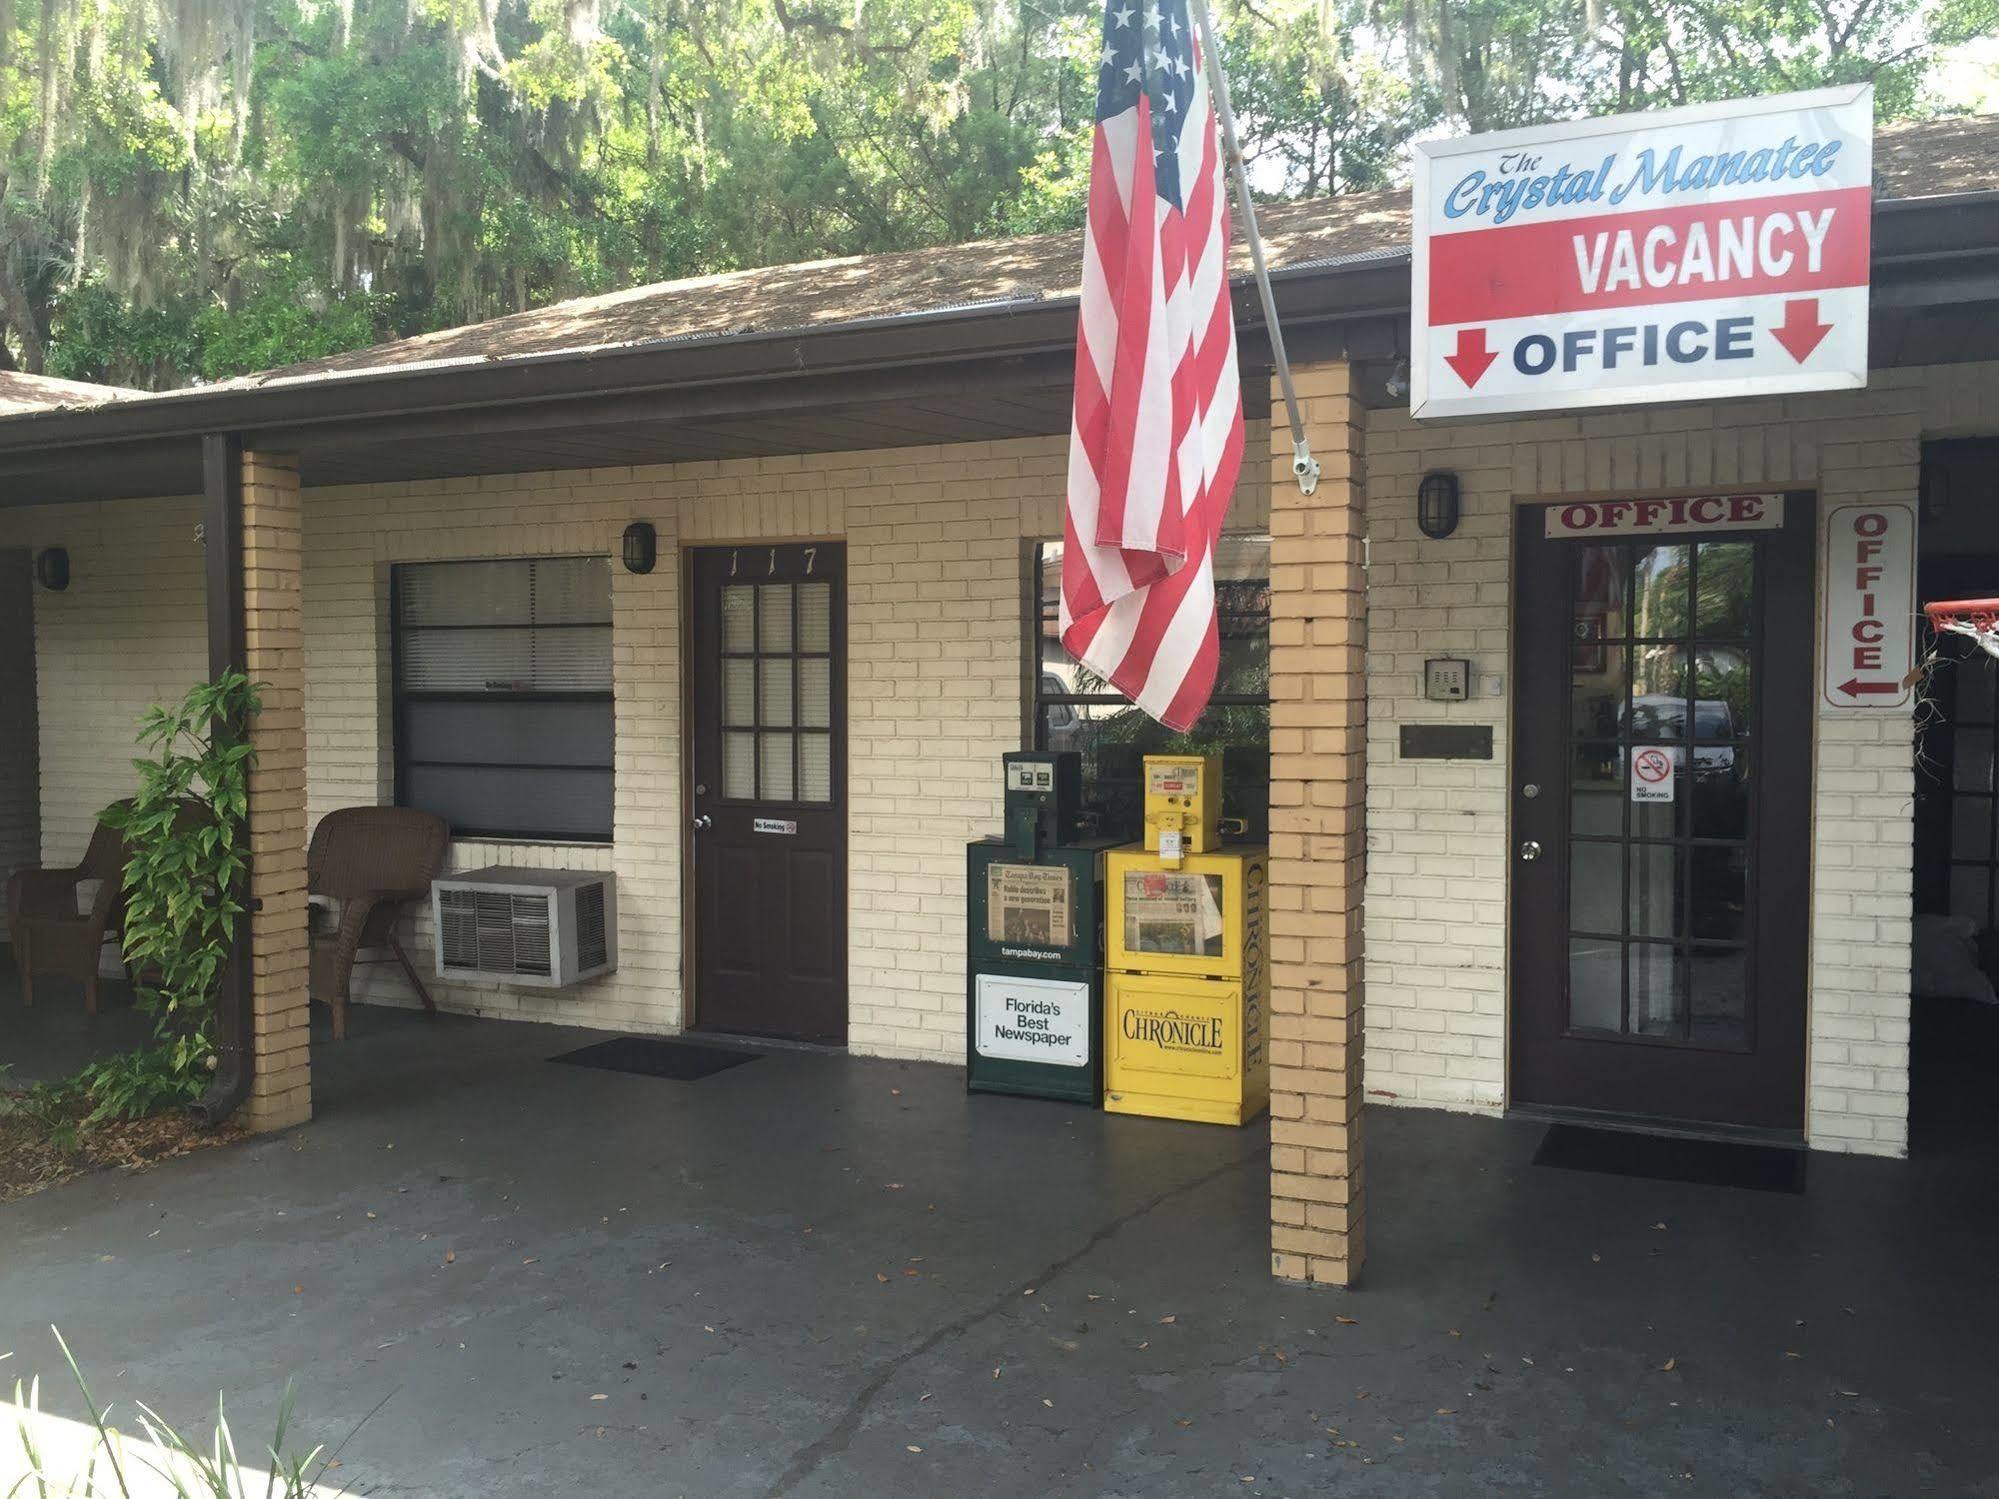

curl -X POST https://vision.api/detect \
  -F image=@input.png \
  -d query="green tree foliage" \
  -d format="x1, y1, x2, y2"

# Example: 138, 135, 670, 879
0, 0, 1988, 385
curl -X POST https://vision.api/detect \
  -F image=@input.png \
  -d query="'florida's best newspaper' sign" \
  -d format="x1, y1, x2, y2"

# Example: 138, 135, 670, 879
1412, 85, 1873, 419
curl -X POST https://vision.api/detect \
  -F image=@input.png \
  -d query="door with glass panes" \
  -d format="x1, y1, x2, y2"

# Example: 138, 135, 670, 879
1510, 497, 1812, 1132
689, 544, 845, 1043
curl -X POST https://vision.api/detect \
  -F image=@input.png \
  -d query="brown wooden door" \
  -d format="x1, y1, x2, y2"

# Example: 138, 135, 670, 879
1510, 497, 1813, 1134
689, 544, 846, 1043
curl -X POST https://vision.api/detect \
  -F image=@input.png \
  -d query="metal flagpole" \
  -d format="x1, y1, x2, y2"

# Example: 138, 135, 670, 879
1189, 0, 1320, 496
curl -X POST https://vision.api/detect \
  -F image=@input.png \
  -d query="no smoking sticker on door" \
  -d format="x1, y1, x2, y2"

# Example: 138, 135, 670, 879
1630, 746, 1675, 803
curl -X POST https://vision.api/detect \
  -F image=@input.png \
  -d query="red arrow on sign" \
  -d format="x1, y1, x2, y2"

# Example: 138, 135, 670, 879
1837, 677, 1901, 697
1444, 327, 1498, 388
1771, 297, 1832, 363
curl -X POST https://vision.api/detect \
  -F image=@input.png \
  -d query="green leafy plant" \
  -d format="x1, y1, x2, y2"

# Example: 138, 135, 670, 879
87, 671, 262, 1124
0, 1077, 89, 1156
6, 1328, 379, 1497
65, 1052, 196, 1130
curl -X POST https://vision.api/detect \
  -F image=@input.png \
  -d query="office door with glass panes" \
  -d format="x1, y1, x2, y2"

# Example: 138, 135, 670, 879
1509, 498, 1813, 1133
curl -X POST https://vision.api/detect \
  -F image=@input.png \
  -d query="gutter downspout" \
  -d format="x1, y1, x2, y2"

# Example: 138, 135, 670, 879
197, 431, 254, 1125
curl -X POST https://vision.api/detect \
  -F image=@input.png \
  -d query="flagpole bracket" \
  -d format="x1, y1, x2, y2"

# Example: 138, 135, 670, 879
1291, 440, 1320, 497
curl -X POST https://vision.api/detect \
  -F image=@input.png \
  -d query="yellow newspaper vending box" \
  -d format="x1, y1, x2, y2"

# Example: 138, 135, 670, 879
1103, 842, 1270, 1127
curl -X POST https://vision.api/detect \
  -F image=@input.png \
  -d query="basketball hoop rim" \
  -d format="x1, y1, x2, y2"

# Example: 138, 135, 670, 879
1924, 597, 1999, 629
1925, 596, 1999, 661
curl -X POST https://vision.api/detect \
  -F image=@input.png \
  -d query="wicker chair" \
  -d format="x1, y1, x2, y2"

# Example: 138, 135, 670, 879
308, 807, 450, 1040
6, 806, 134, 1014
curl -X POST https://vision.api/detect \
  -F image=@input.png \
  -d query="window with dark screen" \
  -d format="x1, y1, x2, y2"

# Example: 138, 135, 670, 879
392, 556, 614, 842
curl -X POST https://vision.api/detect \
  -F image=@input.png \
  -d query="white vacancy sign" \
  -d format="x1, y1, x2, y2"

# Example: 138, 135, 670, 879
1821, 500, 1917, 710
1412, 84, 1873, 419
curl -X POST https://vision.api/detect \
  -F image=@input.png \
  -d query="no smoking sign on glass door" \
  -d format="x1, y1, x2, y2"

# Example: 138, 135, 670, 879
1631, 745, 1676, 802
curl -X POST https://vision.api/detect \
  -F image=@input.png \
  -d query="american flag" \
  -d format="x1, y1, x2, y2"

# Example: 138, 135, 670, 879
1060, 0, 1243, 733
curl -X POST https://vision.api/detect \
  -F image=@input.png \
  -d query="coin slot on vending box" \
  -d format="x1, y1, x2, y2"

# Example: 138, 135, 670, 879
1003, 750, 1080, 860
1143, 754, 1222, 868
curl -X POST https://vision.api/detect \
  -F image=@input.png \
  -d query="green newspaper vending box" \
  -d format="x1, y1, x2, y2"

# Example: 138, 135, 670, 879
966, 752, 1115, 1103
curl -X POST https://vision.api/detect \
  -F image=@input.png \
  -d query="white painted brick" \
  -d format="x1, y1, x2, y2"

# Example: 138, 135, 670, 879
1358, 361, 1999, 1155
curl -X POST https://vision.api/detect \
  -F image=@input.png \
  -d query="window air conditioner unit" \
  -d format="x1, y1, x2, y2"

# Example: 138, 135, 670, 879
432, 867, 617, 987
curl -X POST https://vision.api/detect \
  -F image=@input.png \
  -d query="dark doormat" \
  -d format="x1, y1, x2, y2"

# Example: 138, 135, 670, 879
550, 1036, 761, 1082
1532, 1124, 1807, 1194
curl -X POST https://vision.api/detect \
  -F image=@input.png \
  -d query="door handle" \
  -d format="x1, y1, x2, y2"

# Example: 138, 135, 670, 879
692, 814, 713, 831
1519, 839, 1542, 862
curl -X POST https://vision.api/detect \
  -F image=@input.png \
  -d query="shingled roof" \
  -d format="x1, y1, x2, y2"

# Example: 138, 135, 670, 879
0, 370, 140, 416
231, 111, 1999, 390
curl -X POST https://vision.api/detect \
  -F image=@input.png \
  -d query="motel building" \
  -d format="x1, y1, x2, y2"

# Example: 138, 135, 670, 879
3, 92, 1999, 1288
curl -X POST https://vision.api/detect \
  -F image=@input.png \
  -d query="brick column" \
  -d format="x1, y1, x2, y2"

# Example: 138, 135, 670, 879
1267, 362, 1366, 1287
241, 451, 312, 1131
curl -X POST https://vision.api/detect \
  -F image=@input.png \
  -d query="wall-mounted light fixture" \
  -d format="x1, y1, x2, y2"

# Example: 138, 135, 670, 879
621, 522, 657, 575
1417, 471, 1461, 540
35, 547, 70, 591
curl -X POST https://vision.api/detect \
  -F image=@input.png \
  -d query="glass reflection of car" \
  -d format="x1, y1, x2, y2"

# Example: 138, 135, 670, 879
1042, 673, 1082, 752
1625, 696, 1737, 780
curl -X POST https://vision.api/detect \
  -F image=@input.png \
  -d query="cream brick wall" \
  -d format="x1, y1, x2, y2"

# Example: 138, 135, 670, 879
0, 429, 1268, 1064
1359, 420, 1512, 1115
1363, 360, 1999, 1157
847, 444, 1056, 1057
308, 442, 1056, 1057
0, 499, 207, 868
302, 468, 690, 1036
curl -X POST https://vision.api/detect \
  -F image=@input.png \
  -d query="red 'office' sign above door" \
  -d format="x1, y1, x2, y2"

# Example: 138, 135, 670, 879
1544, 492, 1783, 538
1412, 85, 1873, 420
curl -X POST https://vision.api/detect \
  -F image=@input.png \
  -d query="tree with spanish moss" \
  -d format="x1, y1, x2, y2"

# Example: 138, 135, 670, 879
1, 0, 1989, 386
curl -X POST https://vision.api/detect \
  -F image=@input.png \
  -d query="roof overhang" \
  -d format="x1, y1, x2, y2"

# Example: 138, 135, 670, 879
1, 191, 1995, 506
